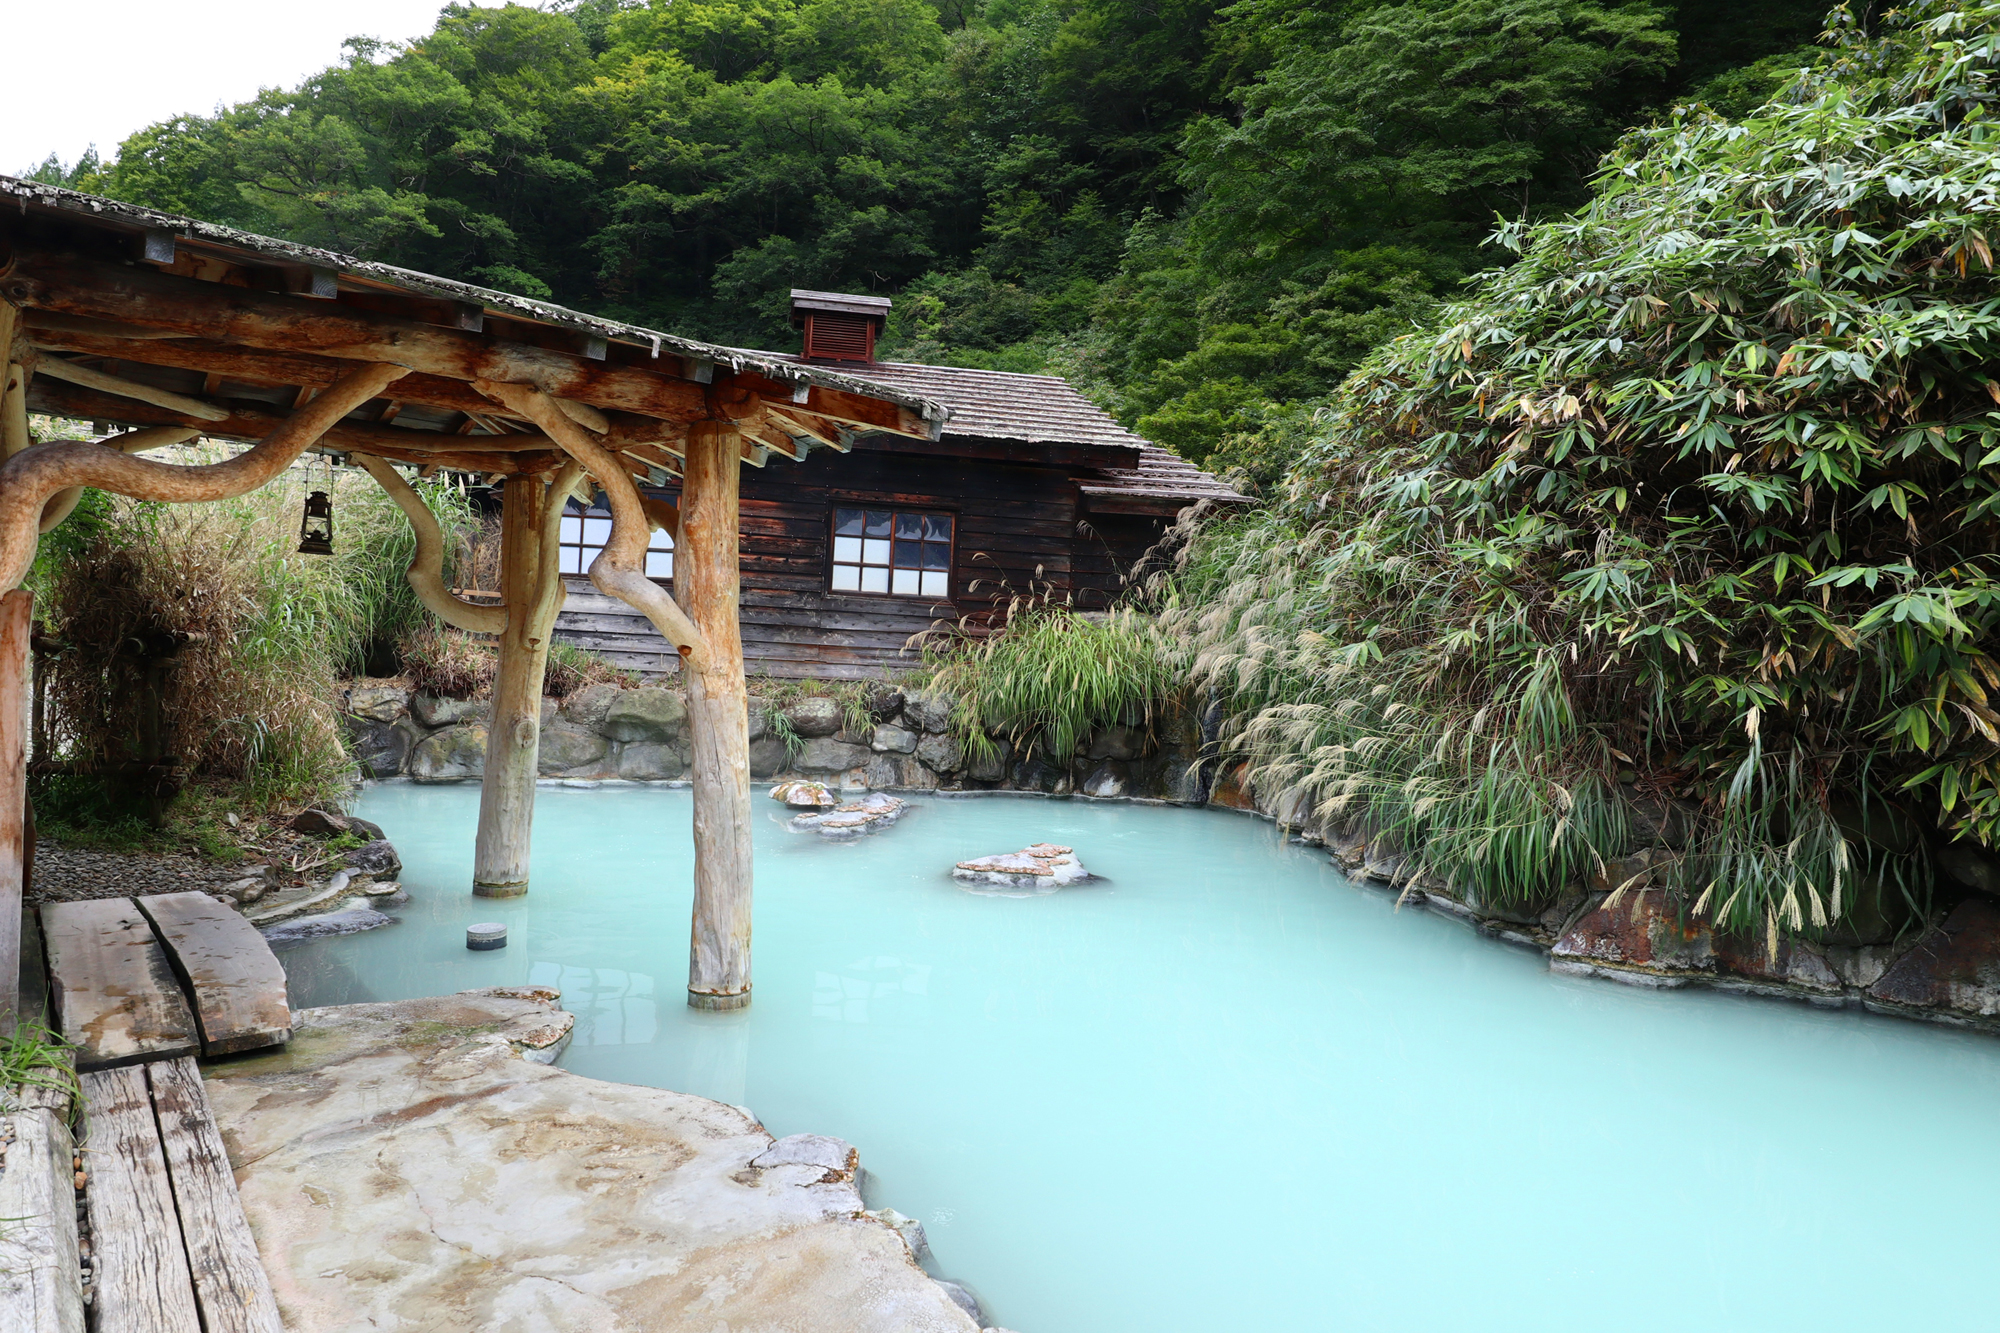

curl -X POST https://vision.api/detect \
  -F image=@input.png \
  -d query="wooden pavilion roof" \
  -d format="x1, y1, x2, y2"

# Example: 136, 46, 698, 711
0, 176, 948, 482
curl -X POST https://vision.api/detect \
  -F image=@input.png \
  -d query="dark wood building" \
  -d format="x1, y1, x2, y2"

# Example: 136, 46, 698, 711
554, 291, 1245, 680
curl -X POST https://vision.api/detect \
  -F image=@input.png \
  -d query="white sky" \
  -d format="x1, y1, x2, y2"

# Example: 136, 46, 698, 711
8, 1, 454, 177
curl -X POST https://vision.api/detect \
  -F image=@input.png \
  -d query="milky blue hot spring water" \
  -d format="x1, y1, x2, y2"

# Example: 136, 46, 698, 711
276, 784, 2000, 1331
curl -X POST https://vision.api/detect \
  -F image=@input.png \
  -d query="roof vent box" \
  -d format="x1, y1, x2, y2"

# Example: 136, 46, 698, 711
790, 288, 890, 364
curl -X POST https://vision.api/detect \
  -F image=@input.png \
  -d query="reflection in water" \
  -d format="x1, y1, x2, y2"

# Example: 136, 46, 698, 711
813, 956, 932, 1024
527, 961, 658, 1046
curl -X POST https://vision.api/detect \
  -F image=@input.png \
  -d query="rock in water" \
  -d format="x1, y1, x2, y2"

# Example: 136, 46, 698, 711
953, 843, 1090, 891
771, 779, 837, 809
790, 792, 909, 838
262, 904, 393, 943
346, 839, 403, 877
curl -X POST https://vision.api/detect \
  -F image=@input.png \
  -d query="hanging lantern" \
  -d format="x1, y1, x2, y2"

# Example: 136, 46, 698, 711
298, 489, 335, 555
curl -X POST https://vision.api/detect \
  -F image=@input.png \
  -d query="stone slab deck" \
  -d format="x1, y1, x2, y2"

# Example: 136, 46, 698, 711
202, 988, 982, 1333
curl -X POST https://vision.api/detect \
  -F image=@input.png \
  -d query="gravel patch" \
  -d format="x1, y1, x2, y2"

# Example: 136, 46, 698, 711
29, 845, 249, 906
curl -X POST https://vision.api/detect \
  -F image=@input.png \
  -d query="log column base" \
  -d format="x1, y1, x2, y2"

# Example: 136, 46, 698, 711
688, 988, 751, 1012
473, 881, 528, 899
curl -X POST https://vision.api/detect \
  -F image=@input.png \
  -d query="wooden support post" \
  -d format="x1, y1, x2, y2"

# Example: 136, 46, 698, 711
0, 590, 27, 1034
473, 474, 553, 896
682, 422, 754, 1009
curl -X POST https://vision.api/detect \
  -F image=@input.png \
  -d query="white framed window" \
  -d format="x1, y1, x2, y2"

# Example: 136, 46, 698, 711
831, 507, 952, 598
560, 499, 673, 579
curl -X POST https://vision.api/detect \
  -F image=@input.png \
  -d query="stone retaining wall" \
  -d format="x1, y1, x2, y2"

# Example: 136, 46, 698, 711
340, 679, 1209, 799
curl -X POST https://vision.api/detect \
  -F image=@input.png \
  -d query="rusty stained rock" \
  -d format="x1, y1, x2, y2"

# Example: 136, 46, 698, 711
1208, 761, 1255, 811
1550, 890, 1715, 983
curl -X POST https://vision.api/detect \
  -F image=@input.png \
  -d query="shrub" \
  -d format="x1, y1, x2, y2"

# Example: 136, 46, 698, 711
32, 452, 477, 821
918, 602, 1179, 763
1160, 0, 2000, 939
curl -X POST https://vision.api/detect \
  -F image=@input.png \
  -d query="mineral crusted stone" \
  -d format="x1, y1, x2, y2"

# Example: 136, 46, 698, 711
791, 792, 908, 838
952, 843, 1090, 889
771, 780, 837, 809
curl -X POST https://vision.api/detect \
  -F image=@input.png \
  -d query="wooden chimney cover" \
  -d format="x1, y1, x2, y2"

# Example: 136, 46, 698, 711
791, 289, 890, 365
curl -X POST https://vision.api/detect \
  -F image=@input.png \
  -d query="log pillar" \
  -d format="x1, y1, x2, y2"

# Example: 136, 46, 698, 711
682, 422, 754, 1010
473, 474, 555, 896
0, 590, 30, 1032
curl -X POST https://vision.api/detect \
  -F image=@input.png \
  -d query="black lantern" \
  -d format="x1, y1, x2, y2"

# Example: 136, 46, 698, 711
298, 490, 335, 555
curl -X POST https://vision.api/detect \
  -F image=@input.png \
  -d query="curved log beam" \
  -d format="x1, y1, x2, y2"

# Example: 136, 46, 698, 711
554, 399, 610, 434
473, 379, 708, 662
38, 426, 201, 533
30, 355, 229, 422
0, 362, 407, 591
641, 494, 681, 548
351, 453, 507, 635
529, 459, 586, 631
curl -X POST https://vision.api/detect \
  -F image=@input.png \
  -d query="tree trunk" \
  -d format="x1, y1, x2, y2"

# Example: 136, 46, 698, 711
0, 590, 31, 1032
473, 474, 556, 896
682, 422, 753, 1009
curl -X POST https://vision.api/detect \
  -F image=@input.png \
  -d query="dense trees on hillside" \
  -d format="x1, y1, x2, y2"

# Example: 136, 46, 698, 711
30, 0, 1824, 479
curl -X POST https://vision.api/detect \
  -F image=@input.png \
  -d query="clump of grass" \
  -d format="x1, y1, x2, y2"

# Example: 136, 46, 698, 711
398, 625, 497, 700
757, 678, 877, 740
0, 1022, 82, 1126
545, 640, 638, 699
916, 601, 1178, 763
765, 709, 806, 763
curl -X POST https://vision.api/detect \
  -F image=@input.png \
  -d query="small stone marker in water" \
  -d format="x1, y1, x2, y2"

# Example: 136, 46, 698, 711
467, 922, 507, 951
952, 843, 1090, 891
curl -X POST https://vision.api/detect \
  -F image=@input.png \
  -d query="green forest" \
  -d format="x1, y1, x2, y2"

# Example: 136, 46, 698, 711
29, 0, 1824, 487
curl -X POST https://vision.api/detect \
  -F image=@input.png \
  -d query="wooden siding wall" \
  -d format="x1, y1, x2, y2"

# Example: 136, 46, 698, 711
553, 449, 1166, 681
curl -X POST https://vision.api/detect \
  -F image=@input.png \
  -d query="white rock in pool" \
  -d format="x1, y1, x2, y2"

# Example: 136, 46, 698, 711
952, 843, 1090, 891
770, 779, 837, 809
790, 791, 908, 839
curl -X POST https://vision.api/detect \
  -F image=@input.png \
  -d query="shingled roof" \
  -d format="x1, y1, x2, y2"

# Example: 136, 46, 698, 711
773, 357, 1247, 510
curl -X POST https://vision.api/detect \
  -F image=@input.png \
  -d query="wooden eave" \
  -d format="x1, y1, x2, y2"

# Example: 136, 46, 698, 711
0, 177, 949, 484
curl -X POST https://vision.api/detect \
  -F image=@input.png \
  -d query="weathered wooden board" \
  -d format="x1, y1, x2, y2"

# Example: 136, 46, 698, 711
18, 903, 48, 1029
145, 1060, 283, 1333
0, 1106, 84, 1333
80, 1065, 201, 1333
41, 900, 198, 1069
135, 893, 290, 1056
0, 590, 30, 1032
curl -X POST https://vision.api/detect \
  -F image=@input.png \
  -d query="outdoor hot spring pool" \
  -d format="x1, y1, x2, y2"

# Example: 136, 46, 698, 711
277, 784, 2000, 1331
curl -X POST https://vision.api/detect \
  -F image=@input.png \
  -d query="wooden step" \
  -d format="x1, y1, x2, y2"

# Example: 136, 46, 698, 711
137, 893, 291, 1056
41, 901, 196, 1070
80, 1065, 201, 1333
144, 1060, 283, 1332
81, 1060, 283, 1333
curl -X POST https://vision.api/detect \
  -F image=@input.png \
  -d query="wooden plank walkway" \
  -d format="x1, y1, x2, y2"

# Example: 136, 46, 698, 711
81, 1064, 202, 1332
144, 1060, 284, 1333
137, 893, 291, 1056
81, 1060, 283, 1333
41, 900, 197, 1070
20, 892, 293, 1330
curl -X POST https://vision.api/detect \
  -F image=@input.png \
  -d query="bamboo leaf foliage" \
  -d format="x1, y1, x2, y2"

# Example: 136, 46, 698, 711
1174, 0, 2000, 937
